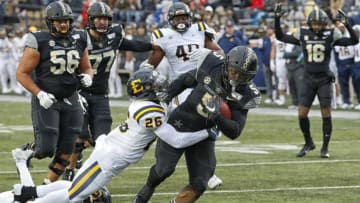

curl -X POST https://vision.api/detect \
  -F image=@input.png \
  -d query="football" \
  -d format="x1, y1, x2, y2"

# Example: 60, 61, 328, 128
220, 99, 231, 119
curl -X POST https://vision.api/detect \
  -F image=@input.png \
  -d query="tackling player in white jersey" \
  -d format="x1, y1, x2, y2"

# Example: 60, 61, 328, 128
3, 69, 214, 203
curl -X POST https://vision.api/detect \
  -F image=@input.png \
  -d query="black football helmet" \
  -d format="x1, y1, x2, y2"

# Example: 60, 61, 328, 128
307, 8, 328, 34
87, 2, 113, 33
167, 2, 192, 33
91, 187, 112, 203
225, 46, 258, 85
45, 1, 74, 37
127, 69, 166, 100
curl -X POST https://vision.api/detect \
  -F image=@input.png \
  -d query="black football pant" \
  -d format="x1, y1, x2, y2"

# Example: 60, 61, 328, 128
137, 138, 216, 201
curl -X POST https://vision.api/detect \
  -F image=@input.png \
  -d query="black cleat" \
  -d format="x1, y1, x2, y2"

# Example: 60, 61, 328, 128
296, 143, 316, 157
320, 147, 330, 158
62, 168, 75, 181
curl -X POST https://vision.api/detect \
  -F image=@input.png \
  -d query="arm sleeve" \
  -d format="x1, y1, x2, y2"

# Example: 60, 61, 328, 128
212, 108, 248, 140
333, 24, 359, 46
167, 69, 198, 99
154, 124, 208, 148
275, 17, 301, 45
119, 38, 153, 51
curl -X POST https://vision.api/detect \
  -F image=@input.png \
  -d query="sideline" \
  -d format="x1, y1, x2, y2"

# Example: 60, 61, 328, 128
0, 95, 359, 119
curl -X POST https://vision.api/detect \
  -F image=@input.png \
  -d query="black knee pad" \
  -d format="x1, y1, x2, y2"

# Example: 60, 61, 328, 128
48, 155, 70, 176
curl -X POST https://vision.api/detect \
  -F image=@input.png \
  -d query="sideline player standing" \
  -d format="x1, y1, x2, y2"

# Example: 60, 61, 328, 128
274, 4, 358, 158
16, 1, 94, 183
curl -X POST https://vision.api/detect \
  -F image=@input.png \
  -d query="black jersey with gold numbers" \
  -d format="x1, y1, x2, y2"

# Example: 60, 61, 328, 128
299, 28, 334, 73
31, 29, 87, 99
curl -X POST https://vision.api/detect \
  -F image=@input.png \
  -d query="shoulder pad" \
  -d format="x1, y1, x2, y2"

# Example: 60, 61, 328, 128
133, 104, 166, 124
152, 29, 164, 39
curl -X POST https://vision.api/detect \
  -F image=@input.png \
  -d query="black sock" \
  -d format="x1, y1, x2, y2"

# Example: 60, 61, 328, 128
322, 116, 332, 149
299, 117, 313, 145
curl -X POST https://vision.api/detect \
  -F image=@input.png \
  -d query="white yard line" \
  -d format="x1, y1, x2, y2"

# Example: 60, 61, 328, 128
1, 159, 360, 174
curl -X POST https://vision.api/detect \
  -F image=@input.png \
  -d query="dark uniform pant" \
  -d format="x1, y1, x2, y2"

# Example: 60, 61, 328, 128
31, 92, 83, 158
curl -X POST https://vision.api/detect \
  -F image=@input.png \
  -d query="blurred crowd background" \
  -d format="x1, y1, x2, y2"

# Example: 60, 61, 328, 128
1, 0, 360, 109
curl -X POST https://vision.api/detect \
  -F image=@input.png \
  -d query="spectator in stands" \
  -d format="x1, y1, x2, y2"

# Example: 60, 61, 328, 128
0, 1, 4, 24
133, 23, 151, 72
250, 26, 275, 104
217, 20, 242, 54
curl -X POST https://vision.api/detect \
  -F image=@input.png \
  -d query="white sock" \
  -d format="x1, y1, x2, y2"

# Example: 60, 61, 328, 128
36, 180, 71, 197
16, 161, 34, 186
34, 189, 70, 203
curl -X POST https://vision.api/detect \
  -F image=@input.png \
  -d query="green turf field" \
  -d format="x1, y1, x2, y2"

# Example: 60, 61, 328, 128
1, 101, 360, 203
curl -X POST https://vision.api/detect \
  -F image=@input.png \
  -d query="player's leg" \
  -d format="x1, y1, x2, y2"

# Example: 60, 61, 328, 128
134, 139, 184, 203
296, 73, 316, 157
318, 81, 333, 158
48, 96, 83, 183
12, 148, 34, 186
172, 139, 216, 202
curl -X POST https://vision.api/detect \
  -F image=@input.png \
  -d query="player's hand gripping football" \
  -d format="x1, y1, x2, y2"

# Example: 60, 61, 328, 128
274, 2, 286, 18
203, 96, 221, 120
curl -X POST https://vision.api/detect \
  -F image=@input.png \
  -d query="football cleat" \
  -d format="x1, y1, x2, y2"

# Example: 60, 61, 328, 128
296, 143, 316, 157
19, 143, 35, 168
62, 168, 75, 181
208, 174, 223, 189
76, 153, 83, 169
320, 147, 330, 158
12, 148, 33, 164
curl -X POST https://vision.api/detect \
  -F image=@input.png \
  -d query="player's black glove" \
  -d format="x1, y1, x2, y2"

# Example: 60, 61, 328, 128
274, 2, 286, 18
203, 96, 221, 120
338, 9, 350, 26
156, 91, 171, 104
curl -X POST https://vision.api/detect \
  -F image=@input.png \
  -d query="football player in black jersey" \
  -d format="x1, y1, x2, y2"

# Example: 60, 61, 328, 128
16, 1, 94, 183
134, 46, 261, 203
63, 2, 154, 181
274, 4, 359, 158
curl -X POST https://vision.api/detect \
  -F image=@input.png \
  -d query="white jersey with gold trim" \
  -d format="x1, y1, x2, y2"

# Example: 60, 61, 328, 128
103, 100, 165, 164
152, 22, 209, 80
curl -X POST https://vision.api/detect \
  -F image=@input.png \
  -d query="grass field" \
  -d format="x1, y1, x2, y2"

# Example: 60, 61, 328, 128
1, 100, 360, 203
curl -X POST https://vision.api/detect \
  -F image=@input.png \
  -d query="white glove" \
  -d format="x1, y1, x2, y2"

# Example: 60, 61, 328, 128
79, 73, 93, 87
140, 63, 154, 70
270, 60, 276, 73
37, 91, 56, 109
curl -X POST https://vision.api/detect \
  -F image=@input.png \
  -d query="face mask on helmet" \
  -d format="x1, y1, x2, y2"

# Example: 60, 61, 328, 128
167, 2, 192, 33
45, 1, 74, 37
226, 46, 258, 85
87, 2, 113, 33
127, 69, 168, 100
307, 8, 328, 35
